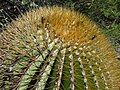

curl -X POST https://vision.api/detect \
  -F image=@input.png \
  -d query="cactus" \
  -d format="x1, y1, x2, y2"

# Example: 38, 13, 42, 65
0, 6, 120, 90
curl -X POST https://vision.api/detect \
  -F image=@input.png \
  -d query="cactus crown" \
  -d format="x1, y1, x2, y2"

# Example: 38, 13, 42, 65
0, 6, 120, 90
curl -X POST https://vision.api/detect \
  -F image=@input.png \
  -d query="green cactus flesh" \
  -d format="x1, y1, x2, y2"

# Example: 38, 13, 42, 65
0, 6, 120, 90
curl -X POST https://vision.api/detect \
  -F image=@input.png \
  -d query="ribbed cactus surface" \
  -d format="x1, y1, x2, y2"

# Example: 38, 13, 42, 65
0, 6, 120, 90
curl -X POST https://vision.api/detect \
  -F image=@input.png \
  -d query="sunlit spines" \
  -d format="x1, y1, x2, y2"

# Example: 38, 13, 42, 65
0, 6, 120, 90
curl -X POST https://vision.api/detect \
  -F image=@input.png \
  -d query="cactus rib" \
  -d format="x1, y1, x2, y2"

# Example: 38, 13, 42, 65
54, 48, 66, 90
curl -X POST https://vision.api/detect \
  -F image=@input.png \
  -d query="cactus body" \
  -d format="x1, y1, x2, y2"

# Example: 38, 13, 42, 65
0, 6, 120, 90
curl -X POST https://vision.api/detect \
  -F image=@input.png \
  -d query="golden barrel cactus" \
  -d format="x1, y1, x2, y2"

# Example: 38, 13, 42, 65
0, 6, 120, 90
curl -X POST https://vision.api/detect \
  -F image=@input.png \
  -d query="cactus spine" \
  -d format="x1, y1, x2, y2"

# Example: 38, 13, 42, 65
0, 6, 120, 90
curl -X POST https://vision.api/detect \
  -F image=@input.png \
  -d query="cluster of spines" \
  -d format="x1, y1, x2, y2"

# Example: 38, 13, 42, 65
0, 6, 120, 90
